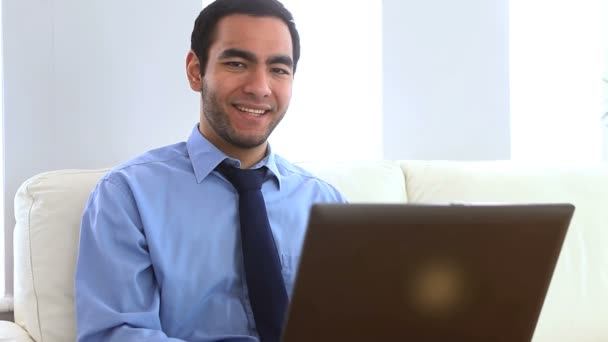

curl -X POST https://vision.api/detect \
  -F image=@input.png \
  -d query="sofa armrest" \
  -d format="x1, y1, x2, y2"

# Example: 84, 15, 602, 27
0, 321, 34, 341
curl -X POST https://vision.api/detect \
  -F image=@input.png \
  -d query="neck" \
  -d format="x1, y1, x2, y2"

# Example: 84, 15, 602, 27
198, 125, 268, 169
225, 143, 268, 169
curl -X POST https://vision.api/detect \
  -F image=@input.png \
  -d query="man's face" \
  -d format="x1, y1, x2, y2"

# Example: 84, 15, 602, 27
193, 14, 294, 150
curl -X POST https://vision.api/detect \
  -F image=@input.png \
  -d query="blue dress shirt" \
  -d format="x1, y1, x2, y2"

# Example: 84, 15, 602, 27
75, 125, 347, 342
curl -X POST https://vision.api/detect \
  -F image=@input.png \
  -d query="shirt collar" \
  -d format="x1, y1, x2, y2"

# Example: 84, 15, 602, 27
186, 124, 282, 188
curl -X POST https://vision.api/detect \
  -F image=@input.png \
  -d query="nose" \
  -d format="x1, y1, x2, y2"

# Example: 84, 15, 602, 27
242, 68, 271, 98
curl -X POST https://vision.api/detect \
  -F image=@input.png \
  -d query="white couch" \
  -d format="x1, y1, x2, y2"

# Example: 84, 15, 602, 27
2, 160, 608, 341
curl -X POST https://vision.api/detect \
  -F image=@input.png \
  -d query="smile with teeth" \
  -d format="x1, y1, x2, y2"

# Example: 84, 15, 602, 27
235, 105, 267, 116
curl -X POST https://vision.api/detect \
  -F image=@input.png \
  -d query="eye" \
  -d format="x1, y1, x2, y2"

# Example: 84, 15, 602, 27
224, 61, 245, 68
271, 67, 291, 76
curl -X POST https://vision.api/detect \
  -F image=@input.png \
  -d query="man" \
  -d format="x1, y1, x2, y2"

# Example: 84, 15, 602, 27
74, 0, 346, 341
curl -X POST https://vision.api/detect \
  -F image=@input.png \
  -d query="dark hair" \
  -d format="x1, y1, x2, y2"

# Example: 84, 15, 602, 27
191, 0, 300, 75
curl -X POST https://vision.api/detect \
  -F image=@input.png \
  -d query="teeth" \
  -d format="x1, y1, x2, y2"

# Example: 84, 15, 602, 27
236, 106, 266, 115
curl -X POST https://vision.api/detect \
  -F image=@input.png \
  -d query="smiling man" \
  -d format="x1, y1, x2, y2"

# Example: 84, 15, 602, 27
191, 13, 293, 168
74, 1, 346, 341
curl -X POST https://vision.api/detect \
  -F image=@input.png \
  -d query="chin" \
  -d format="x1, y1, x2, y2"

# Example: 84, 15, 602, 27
227, 134, 268, 150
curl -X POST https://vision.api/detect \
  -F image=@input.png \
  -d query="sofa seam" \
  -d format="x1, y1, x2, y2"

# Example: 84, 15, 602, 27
24, 181, 44, 341
400, 164, 408, 202
398, 162, 411, 202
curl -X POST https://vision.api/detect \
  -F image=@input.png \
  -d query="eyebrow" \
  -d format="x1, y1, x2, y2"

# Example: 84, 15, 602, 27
218, 48, 257, 63
218, 48, 293, 69
267, 55, 293, 69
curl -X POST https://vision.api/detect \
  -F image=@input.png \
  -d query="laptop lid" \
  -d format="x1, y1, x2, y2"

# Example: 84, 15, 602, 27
282, 203, 574, 342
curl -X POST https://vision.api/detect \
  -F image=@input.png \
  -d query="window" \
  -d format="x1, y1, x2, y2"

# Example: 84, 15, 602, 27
509, 0, 605, 161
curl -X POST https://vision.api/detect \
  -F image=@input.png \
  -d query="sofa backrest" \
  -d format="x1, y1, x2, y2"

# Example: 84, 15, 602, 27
14, 169, 110, 342
400, 161, 608, 342
12, 161, 406, 342
295, 160, 407, 203
13, 160, 608, 342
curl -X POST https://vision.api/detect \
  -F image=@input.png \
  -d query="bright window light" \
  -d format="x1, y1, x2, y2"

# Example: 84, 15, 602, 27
509, 0, 604, 162
270, 1, 383, 162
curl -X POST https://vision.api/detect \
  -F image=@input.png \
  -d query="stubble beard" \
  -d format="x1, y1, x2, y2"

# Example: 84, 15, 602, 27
201, 80, 286, 149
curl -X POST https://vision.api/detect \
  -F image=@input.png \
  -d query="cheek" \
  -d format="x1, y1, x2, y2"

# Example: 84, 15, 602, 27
204, 70, 238, 91
275, 83, 293, 108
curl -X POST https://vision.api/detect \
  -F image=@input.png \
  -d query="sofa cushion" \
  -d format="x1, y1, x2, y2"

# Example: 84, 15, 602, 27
400, 160, 608, 342
14, 169, 109, 342
295, 160, 407, 203
0, 320, 34, 341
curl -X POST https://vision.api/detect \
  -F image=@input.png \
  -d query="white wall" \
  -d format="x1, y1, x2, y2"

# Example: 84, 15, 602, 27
603, 0, 608, 161
382, 0, 511, 160
1, 0, 513, 296
0, 1, 5, 300
1, 0, 202, 295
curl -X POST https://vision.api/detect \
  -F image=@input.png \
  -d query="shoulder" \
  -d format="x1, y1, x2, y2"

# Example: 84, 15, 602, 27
100, 142, 189, 188
83, 143, 192, 220
274, 155, 347, 203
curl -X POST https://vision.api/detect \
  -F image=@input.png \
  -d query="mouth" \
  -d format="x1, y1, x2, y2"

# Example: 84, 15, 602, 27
233, 105, 269, 117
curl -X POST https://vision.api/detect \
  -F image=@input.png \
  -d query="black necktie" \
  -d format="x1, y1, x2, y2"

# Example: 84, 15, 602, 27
217, 163, 287, 342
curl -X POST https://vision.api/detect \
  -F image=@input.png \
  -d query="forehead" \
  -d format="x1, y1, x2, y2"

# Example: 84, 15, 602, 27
210, 14, 293, 58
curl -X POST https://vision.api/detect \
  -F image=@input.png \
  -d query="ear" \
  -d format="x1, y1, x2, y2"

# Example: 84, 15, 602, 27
186, 50, 202, 92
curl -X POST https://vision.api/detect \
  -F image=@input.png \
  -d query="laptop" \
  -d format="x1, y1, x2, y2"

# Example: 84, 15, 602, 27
282, 203, 574, 342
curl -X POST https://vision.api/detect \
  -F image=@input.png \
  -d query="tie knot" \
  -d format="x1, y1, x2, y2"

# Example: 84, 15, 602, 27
217, 163, 267, 193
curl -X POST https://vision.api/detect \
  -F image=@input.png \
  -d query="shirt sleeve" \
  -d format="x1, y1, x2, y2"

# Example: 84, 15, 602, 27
335, 187, 349, 204
327, 182, 349, 204
75, 177, 186, 342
